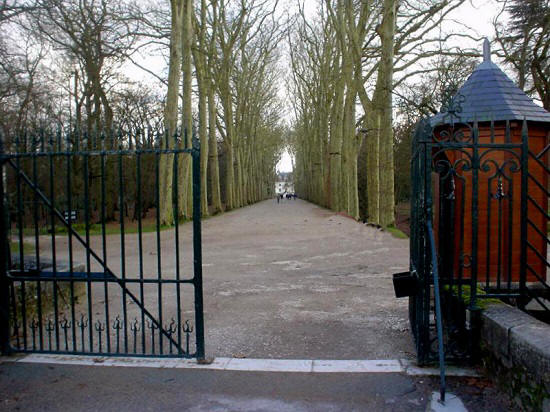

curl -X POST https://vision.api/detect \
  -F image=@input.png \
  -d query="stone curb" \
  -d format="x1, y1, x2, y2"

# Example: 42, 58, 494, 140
481, 302, 550, 409
481, 303, 550, 382
0, 354, 480, 376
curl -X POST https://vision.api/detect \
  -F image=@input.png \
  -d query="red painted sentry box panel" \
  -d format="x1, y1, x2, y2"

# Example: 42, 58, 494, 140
433, 122, 549, 285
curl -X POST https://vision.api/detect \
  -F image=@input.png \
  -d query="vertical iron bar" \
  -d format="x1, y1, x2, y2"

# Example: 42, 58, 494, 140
172, 133, 182, 354
497, 180, 503, 290
56, 128, 61, 152
79, 315, 85, 351
155, 148, 162, 354
470, 121, 479, 309
118, 143, 128, 353
447, 175, 456, 293
507, 181, 513, 291
31, 320, 36, 350
420, 128, 431, 363
192, 127, 205, 359
32, 139, 43, 350
10, 283, 19, 349
486, 176, 492, 289
66, 142, 76, 351
15, 143, 27, 349
49, 133, 59, 350
136, 151, 145, 354
0, 132, 11, 354
458, 177, 466, 301
414, 136, 421, 353
427, 219, 446, 403
101, 147, 110, 352
40, 129, 45, 153
412, 124, 422, 362
83, 152, 93, 351
519, 120, 529, 308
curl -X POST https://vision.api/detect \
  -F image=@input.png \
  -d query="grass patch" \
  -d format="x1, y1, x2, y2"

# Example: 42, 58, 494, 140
445, 284, 502, 309
10, 241, 35, 254
385, 225, 408, 239
84, 223, 175, 236
20, 220, 186, 237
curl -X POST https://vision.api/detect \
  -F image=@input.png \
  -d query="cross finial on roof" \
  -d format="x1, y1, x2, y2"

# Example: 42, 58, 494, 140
483, 38, 491, 62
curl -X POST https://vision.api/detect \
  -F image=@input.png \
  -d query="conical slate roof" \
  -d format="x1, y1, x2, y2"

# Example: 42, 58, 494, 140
431, 40, 550, 125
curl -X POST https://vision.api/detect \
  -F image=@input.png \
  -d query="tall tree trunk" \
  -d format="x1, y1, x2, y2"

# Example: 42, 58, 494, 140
196, 67, 209, 217
194, 0, 209, 217
235, 145, 244, 207
366, 111, 380, 224
220, 86, 235, 210
329, 71, 343, 211
376, 0, 396, 227
207, 88, 223, 213
159, 0, 184, 226
178, 0, 194, 219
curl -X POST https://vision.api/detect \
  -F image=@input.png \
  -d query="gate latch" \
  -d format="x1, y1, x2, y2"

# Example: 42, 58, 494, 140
392, 270, 418, 298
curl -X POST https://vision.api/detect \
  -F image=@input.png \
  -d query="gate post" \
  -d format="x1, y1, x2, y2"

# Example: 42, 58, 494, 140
519, 120, 529, 308
0, 131, 11, 354
191, 126, 205, 360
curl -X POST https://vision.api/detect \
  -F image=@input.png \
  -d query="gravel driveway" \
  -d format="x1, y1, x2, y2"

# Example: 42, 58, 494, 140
30, 198, 414, 360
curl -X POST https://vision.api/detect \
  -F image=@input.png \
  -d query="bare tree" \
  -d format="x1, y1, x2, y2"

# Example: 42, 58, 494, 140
0, 0, 35, 22
494, 0, 550, 109
290, 0, 479, 226
27, 0, 142, 133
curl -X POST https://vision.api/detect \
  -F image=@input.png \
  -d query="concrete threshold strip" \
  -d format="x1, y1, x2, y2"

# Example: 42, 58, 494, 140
1, 354, 479, 377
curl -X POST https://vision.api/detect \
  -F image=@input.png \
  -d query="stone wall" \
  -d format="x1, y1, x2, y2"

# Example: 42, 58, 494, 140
481, 303, 550, 411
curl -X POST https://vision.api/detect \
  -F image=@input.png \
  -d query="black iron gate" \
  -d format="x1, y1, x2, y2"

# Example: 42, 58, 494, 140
409, 111, 549, 365
408, 118, 447, 374
0, 129, 205, 358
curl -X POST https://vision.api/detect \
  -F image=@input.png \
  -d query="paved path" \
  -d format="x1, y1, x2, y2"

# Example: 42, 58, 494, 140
31, 199, 412, 359
0, 361, 513, 411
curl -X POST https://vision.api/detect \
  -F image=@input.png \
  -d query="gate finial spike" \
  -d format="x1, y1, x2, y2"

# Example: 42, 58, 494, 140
483, 38, 491, 62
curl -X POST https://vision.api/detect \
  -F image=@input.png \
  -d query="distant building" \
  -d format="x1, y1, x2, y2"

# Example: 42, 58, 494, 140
275, 172, 294, 194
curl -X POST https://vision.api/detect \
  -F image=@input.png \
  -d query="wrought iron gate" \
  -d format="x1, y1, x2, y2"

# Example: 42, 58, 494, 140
0, 129, 205, 358
409, 111, 549, 364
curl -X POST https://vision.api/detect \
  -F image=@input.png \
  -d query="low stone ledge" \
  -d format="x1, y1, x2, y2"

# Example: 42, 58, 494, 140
510, 322, 550, 386
481, 303, 539, 362
481, 302, 550, 410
